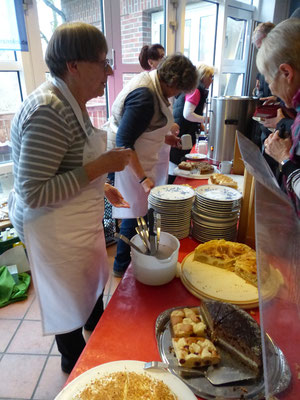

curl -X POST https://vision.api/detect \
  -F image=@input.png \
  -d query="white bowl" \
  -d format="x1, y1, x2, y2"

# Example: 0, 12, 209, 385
131, 232, 180, 286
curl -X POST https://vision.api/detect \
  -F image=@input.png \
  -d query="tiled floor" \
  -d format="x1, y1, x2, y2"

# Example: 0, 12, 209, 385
0, 243, 120, 400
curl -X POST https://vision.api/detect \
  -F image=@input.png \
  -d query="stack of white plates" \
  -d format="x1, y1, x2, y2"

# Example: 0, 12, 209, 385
192, 184, 242, 242
148, 185, 195, 239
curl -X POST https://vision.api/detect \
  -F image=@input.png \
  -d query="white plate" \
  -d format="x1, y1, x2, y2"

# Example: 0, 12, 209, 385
185, 153, 207, 160
55, 360, 197, 400
174, 165, 218, 180
196, 184, 242, 201
150, 184, 195, 200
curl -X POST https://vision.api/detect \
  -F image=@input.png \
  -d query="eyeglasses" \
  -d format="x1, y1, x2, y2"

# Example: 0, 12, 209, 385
99, 58, 110, 70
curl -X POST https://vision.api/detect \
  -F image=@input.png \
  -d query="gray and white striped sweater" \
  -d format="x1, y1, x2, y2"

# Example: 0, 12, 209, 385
9, 81, 91, 241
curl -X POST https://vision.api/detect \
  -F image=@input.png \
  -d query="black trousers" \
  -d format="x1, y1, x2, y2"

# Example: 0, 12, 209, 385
55, 292, 104, 373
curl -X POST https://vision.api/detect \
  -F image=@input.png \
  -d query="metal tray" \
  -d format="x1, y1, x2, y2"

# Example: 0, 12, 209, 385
155, 306, 291, 400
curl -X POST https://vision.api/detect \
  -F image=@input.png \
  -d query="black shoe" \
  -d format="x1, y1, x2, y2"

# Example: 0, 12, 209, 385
61, 357, 76, 374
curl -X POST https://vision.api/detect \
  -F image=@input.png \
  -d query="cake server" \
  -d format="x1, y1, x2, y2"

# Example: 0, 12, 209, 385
144, 361, 257, 386
114, 233, 146, 254
135, 226, 149, 252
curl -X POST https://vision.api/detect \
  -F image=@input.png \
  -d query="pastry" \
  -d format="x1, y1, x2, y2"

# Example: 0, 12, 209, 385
193, 239, 257, 287
178, 161, 193, 171
170, 307, 207, 337
234, 250, 257, 287
208, 173, 238, 189
200, 300, 262, 373
172, 336, 220, 368
193, 239, 253, 270
198, 162, 214, 174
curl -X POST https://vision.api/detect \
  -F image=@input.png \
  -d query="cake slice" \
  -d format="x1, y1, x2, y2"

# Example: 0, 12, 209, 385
178, 161, 194, 171
172, 336, 220, 368
170, 307, 207, 337
200, 300, 262, 373
234, 250, 257, 287
208, 173, 238, 189
193, 239, 253, 271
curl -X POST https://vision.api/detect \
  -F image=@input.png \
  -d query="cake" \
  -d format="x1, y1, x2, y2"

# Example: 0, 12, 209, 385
76, 371, 178, 399
234, 251, 258, 287
170, 307, 207, 337
178, 161, 193, 171
198, 162, 214, 174
208, 173, 238, 189
172, 336, 220, 368
193, 239, 254, 271
200, 300, 262, 373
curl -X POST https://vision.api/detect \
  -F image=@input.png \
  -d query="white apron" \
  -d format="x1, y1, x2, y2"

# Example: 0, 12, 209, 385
23, 78, 109, 335
113, 76, 174, 219
155, 143, 171, 186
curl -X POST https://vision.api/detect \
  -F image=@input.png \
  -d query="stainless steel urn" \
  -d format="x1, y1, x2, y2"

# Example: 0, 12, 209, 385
207, 96, 259, 163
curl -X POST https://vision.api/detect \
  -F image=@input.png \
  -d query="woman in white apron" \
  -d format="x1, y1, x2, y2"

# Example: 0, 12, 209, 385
138, 44, 181, 186
108, 55, 198, 276
8, 23, 132, 373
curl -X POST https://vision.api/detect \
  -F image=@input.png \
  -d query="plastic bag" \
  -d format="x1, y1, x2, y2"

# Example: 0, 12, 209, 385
0, 265, 31, 308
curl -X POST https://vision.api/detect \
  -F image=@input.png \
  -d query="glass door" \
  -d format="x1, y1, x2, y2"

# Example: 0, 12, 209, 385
219, 6, 252, 96
104, 0, 165, 112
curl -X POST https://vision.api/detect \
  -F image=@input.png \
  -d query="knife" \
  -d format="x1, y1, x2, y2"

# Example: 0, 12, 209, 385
148, 208, 156, 256
156, 213, 161, 252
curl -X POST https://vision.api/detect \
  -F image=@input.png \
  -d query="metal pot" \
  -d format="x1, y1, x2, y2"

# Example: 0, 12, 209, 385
207, 96, 259, 163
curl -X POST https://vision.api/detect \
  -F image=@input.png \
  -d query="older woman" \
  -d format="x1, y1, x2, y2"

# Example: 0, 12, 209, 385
169, 64, 214, 180
256, 18, 300, 215
8, 22, 132, 373
107, 54, 198, 277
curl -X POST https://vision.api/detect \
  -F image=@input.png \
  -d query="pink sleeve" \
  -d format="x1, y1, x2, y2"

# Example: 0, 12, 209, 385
185, 88, 200, 106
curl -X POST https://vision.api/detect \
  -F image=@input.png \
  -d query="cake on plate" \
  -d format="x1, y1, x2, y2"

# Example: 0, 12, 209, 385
208, 173, 238, 189
200, 300, 262, 373
193, 239, 257, 287
170, 307, 207, 337
172, 336, 220, 368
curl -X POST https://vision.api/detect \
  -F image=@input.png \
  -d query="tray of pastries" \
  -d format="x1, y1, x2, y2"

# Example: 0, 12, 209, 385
174, 162, 218, 179
155, 301, 291, 399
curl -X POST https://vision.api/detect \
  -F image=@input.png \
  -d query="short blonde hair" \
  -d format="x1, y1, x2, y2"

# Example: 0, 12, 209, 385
197, 64, 214, 82
256, 18, 300, 81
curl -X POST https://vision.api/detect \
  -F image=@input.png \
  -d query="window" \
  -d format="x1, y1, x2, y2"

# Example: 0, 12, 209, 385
184, 1, 217, 66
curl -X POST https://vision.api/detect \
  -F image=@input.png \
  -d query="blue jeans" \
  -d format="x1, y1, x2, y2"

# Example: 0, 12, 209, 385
113, 217, 141, 274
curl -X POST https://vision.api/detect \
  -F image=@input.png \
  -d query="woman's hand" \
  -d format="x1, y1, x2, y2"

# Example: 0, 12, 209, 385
260, 95, 278, 105
165, 133, 182, 148
264, 130, 292, 163
84, 147, 132, 182
170, 123, 180, 136
141, 177, 155, 193
104, 183, 130, 208
260, 108, 285, 129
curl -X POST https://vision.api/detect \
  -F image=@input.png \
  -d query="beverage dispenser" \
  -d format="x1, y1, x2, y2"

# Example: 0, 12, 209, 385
207, 96, 259, 164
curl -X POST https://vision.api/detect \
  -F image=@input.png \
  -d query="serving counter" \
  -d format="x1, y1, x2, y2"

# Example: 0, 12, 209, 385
64, 169, 298, 399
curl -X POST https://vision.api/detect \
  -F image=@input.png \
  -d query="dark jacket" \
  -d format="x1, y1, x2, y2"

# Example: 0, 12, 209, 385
170, 83, 208, 165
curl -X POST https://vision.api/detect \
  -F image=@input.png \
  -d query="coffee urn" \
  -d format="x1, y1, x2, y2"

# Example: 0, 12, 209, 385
207, 96, 259, 164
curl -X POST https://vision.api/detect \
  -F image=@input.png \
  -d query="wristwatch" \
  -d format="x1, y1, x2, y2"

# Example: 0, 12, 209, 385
279, 158, 290, 172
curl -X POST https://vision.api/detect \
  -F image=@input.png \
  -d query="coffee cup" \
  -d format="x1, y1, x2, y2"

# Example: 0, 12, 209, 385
219, 160, 232, 174
181, 134, 193, 150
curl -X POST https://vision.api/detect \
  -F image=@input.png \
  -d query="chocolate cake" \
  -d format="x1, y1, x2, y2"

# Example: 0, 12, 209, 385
200, 300, 262, 373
